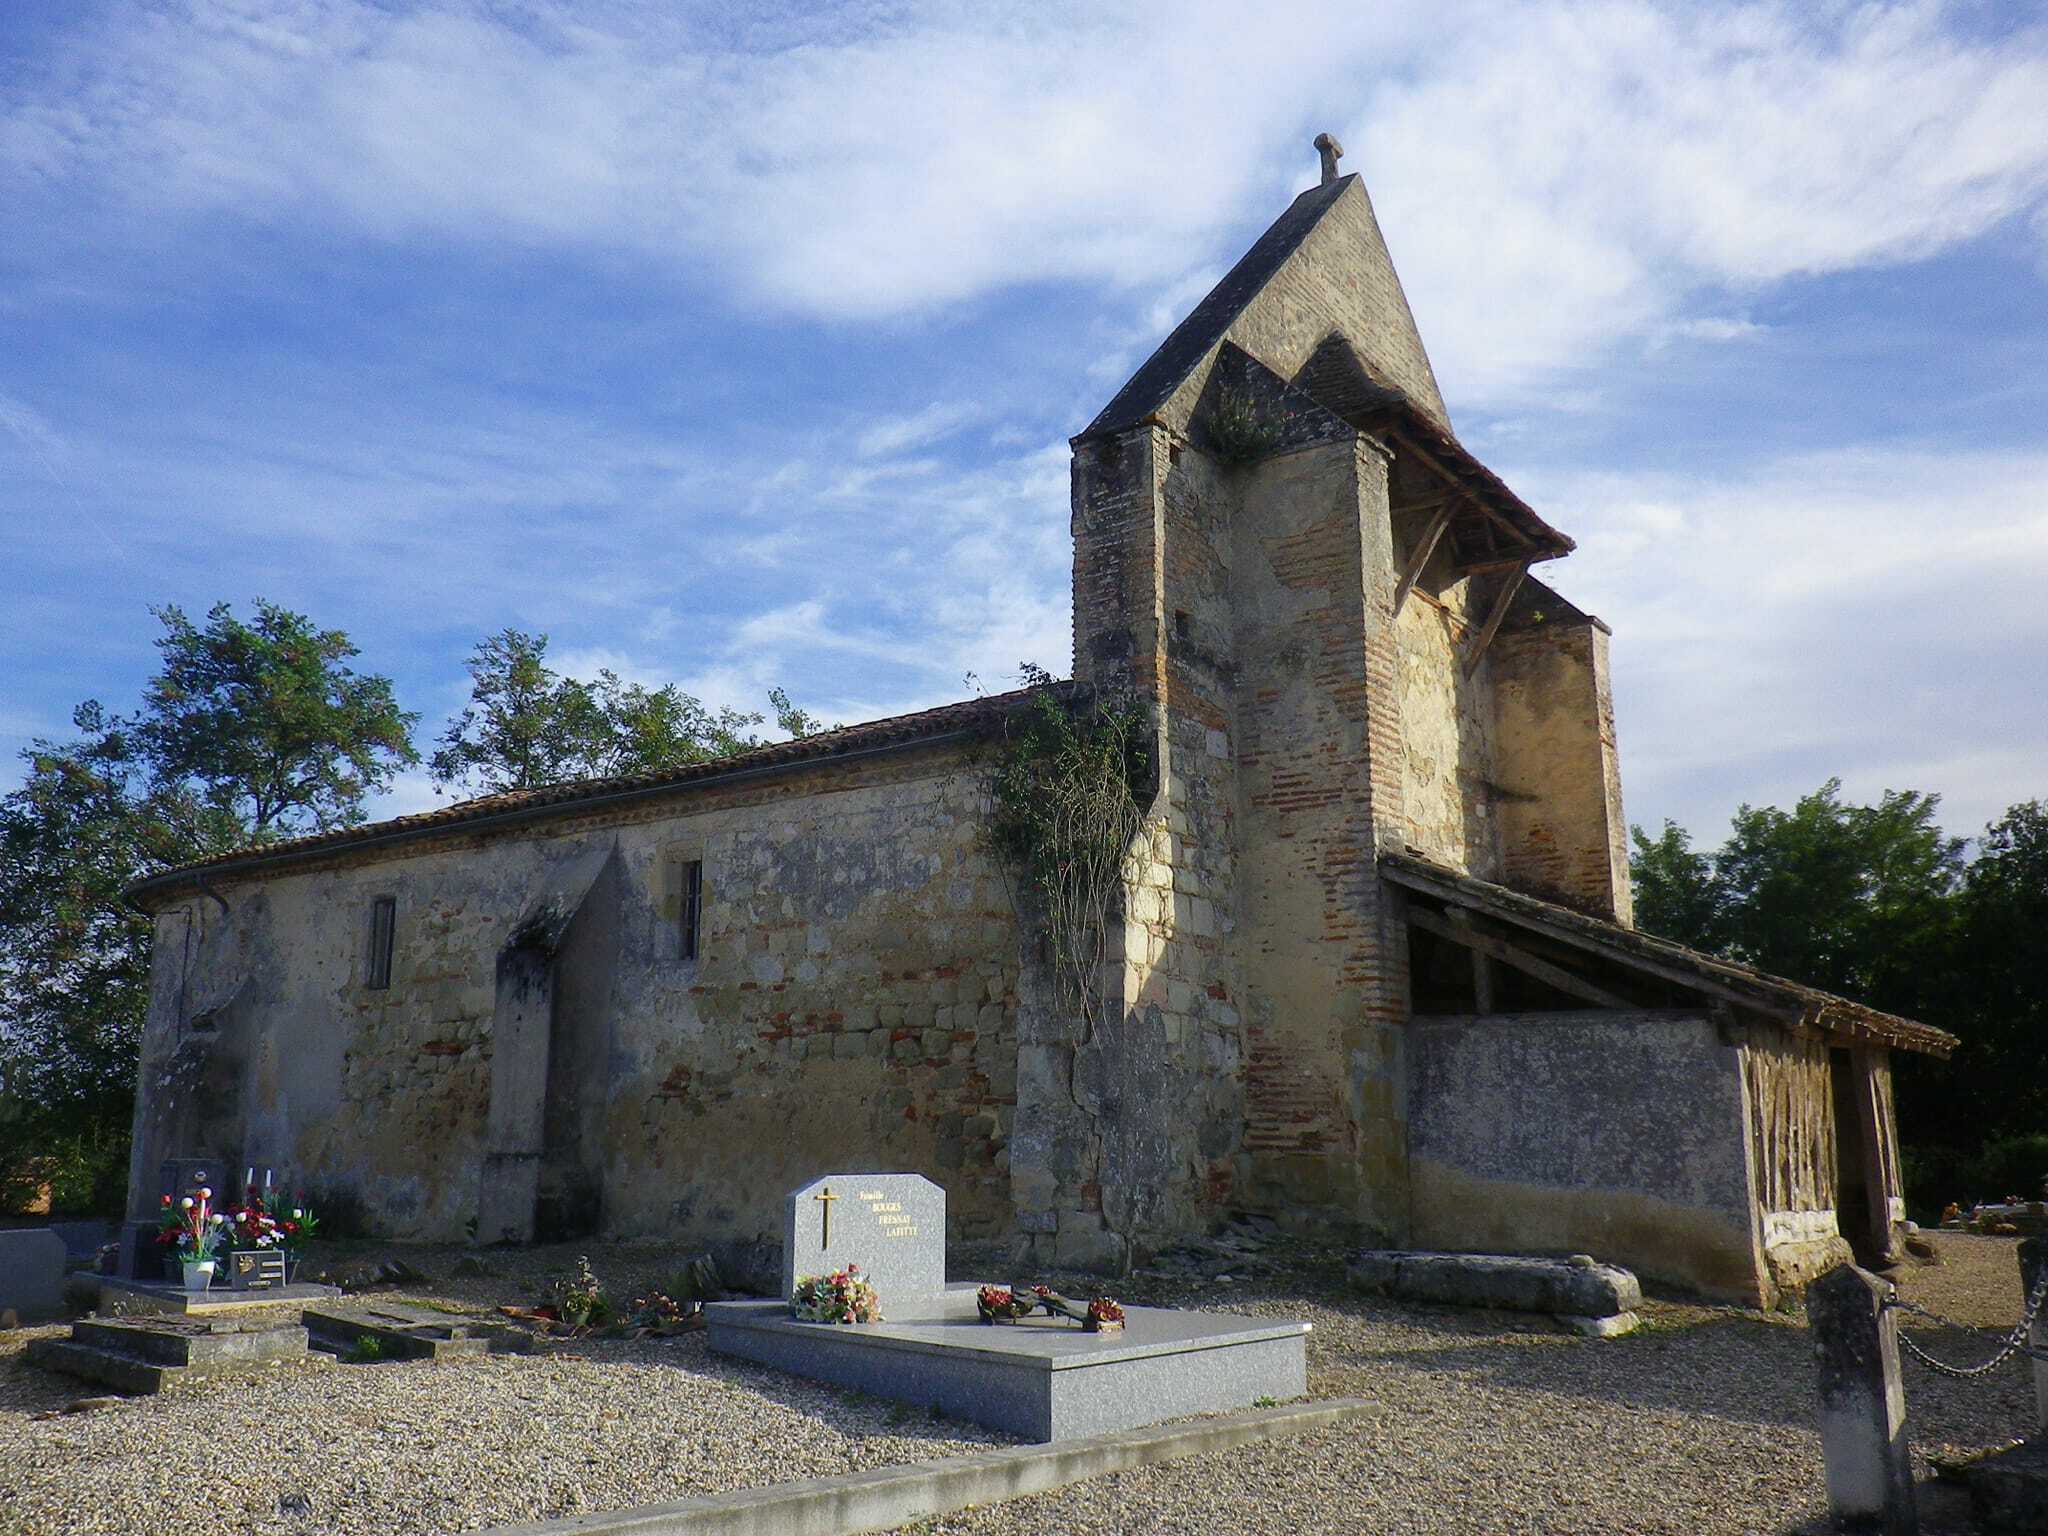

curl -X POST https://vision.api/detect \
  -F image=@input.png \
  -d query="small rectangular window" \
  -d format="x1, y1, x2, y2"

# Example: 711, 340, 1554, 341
678, 859, 703, 963
368, 896, 397, 990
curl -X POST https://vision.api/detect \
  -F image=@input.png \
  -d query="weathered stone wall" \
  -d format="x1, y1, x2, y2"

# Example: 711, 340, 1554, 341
1391, 537, 1504, 878
1490, 616, 1632, 923
1408, 1010, 1767, 1301
1055, 423, 1248, 1267
128, 746, 1032, 1261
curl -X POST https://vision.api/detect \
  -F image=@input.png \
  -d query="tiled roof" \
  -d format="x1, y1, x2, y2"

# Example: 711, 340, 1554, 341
127, 682, 1075, 908
1294, 334, 1574, 560
1382, 849, 1957, 1058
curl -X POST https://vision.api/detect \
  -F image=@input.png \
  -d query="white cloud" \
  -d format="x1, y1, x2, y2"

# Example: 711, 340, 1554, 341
1524, 445, 2048, 839
855, 403, 978, 460
1356, 2, 2048, 405
1649, 316, 1766, 348
6, 3, 2042, 405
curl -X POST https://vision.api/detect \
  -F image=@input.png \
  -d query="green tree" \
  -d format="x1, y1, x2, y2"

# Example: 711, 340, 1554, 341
1628, 781, 2046, 1210
135, 600, 419, 839
1905, 801, 2048, 1171
1711, 780, 1962, 1014
0, 603, 417, 1212
1627, 819, 1724, 953
0, 710, 182, 1209
430, 629, 820, 795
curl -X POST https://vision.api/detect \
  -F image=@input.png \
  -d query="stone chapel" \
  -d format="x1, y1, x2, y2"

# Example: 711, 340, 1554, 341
121, 142, 1954, 1305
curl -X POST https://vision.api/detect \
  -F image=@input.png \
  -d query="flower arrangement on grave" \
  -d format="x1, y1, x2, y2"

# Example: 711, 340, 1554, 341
976, 1285, 1035, 1323
156, 1177, 226, 1289
790, 1263, 881, 1324
626, 1289, 701, 1335
1084, 1297, 1125, 1333
213, 1186, 317, 1282
1020, 1284, 1127, 1332
546, 1255, 615, 1328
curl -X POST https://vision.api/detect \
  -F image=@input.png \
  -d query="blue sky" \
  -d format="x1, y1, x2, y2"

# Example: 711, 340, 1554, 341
3, 0, 2046, 847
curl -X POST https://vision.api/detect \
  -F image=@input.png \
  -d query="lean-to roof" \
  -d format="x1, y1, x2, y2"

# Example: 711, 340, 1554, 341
1382, 849, 1957, 1059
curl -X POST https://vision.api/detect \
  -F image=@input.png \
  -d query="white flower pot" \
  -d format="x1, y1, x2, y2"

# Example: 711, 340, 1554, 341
181, 1259, 215, 1293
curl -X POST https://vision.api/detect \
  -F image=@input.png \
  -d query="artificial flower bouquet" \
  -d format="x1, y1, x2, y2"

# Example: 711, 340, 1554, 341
789, 1263, 882, 1324
155, 1175, 226, 1288
975, 1285, 1035, 1323
1023, 1283, 1127, 1332
222, 1188, 318, 1278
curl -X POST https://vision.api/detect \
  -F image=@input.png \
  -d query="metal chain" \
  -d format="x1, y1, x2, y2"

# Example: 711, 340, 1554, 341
1883, 1261, 2048, 1379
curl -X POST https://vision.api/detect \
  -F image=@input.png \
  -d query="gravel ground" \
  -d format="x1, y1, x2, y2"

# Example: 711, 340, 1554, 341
0, 1233, 2033, 1536
0, 1242, 1013, 1536
900, 1232, 2038, 1536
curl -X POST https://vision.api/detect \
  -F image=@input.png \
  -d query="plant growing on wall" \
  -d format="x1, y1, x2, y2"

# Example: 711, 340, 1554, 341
985, 671, 1150, 1017
1202, 384, 1283, 464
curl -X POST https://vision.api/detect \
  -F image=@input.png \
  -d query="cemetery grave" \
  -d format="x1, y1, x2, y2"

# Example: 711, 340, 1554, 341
705, 1172, 1310, 1441
0, 1221, 2038, 1534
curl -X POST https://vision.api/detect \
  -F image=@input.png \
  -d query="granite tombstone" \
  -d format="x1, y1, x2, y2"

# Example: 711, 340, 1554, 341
782, 1172, 944, 1309
711, 1171, 1311, 1441
0, 1229, 68, 1323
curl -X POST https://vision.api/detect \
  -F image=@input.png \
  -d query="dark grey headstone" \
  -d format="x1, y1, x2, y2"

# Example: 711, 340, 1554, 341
782, 1173, 944, 1311
0, 1229, 68, 1322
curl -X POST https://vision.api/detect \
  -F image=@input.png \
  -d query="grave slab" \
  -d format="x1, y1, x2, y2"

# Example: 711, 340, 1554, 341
708, 1286, 1309, 1442
717, 1171, 1310, 1443
0, 1229, 68, 1323
95, 1276, 341, 1317
303, 1302, 492, 1360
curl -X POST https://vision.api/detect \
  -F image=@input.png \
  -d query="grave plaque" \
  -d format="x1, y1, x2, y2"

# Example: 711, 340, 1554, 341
226, 1249, 288, 1290
782, 1172, 944, 1310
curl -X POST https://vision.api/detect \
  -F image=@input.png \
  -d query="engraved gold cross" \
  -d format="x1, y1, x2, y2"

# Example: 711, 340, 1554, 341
814, 1186, 838, 1248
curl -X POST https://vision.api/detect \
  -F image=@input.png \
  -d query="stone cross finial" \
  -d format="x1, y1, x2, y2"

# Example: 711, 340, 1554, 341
1315, 132, 1344, 185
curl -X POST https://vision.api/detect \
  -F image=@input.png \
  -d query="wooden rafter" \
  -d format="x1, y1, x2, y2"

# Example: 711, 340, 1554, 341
1388, 429, 1539, 552
1408, 903, 1632, 1010
1392, 503, 1454, 615
1383, 859, 1806, 1023
1461, 561, 1530, 674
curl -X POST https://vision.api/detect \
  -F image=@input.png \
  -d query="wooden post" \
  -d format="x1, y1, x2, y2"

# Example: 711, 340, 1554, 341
2022, 1237, 2047, 1434
1809, 1263, 1918, 1535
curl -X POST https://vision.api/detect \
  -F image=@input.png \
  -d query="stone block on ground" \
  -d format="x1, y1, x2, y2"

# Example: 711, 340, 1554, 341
0, 1229, 68, 1323
302, 1302, 491, 1361
1347, 1249, 1641, 1318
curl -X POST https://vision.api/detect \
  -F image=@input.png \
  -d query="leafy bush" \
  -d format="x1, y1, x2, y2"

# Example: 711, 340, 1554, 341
985, 678, 1149, 1017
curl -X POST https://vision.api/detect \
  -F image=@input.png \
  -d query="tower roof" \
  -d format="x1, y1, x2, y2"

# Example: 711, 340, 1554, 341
1078, 169, 1450, 444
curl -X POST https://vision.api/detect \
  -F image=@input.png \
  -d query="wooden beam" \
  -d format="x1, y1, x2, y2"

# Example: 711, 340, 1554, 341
1392, 503, 1454, 615
1408, 903, 1633, 1010
1462, 561, 1529, 674
1388, 493, 1459, 518
1448, 910, 1497, 1013
1381, 860, 1805, 1021
1387, 429, 1538, 547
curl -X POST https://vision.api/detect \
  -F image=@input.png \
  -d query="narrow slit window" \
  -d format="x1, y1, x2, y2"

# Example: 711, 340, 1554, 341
367, 896, 396, 990
678, 859, 703, 963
